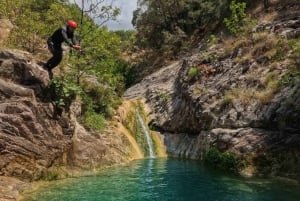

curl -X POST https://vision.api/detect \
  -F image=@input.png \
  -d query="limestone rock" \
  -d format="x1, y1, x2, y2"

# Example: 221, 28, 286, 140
0, 49, 74, 182
124, 2, 300, 180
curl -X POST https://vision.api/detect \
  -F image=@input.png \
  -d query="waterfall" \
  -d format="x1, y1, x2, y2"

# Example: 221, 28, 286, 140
136, 109, 155, 158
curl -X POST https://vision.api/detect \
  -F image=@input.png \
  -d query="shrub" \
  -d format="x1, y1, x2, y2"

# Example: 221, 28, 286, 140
81, 81, 118, 119
188, 67, 199, 79
205, 148, 239, 171
42, 77, 79, 109
82, 111, 106, 131
224, 0, 255, 36
278, 66, 300, 87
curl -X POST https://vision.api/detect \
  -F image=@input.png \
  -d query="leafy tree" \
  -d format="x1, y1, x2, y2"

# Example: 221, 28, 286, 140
0, 0, 30, 20
4, 0, 72, 52
8, 10, 44, 52
223, 0, 247, 35
133, 0, 230, 52
73, 0, 120, 41
1, 0, 131, 130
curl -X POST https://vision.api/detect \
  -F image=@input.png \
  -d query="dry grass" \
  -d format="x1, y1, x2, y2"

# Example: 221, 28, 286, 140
251, 34, 277, 57
223, 81, 280, 106
192, 87, 208, 95
233, 53, 252, 64
223, 88, 256, 105
221, 37, 253, 59
260, 70, 280, 86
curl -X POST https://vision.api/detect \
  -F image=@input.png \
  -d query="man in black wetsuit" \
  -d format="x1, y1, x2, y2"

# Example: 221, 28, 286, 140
44, 20, 81, 79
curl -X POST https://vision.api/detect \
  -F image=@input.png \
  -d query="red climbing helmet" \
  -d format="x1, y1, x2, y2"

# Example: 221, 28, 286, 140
67, 20, 78, 29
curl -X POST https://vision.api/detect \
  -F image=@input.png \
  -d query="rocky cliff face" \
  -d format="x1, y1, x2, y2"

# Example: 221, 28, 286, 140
0, 50, 73, 182
0, 49, 75, 200
125, 1, 300, 180
0, 50, 143, 200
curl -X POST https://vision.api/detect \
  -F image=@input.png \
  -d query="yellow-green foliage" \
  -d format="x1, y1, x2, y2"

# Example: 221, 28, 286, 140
83, 111, 106, 131
188, 67, 199, 79
2, 1, 76, 52
42, 77, 80, 108
0, 0, 126, 110
224, 0, 256, 36
150, 131, 167, 157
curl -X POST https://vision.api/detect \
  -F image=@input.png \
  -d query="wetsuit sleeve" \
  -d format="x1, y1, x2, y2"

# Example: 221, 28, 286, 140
71, 35, 78, 45
61, 27, 73, 47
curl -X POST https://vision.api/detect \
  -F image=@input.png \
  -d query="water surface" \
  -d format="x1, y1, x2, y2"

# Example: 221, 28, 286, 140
22, 158, 300, 201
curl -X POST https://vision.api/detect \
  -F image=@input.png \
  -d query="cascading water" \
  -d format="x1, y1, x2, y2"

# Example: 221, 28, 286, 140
136, 109, 155, 158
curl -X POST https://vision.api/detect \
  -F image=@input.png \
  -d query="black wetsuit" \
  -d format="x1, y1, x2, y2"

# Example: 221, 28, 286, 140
45, 25, 77, 78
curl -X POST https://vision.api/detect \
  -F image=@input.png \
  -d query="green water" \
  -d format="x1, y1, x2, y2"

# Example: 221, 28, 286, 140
22, 158, 300, 201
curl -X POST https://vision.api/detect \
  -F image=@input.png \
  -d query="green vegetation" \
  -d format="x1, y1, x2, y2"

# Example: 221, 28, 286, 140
82, 111, 106, 131
205, 148, 239, 171
132, 0, 230, 53
224, 0, 255, 35
0, 0, 133, 131
42, 77, 79, 109
2, 0, 299, 145
188, 67, 199, 79
278, 66, 300, 87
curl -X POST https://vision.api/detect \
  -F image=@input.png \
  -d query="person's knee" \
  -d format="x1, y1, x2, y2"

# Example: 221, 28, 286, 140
51, 53, 62, 67
53, 50, 63, 60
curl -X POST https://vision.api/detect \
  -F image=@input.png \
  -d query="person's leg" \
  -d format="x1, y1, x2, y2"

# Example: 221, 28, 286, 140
45, 46, 62, 79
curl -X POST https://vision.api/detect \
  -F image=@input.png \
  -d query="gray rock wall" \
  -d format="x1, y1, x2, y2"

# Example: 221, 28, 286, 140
125, 3, 300, 179
0, 50, 74, 182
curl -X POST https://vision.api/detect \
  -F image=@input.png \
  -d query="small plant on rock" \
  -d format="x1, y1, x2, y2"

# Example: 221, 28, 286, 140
205, 148, 239, 171
188, 67, 199, 79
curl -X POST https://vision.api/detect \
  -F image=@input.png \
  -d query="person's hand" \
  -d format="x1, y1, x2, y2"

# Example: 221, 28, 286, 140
73, 45, 81, 50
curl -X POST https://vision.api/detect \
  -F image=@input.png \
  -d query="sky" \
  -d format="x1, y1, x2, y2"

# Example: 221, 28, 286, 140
106, 0, 138, 30
73, 0, 138, 30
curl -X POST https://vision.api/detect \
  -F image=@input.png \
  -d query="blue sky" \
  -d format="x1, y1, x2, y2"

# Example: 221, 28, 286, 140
73, 0, 138, 30
107, 0, 138, 30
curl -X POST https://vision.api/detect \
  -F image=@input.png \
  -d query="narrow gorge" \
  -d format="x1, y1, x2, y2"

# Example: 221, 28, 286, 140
1, 0, 300, 200
0, 50, 166, 200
